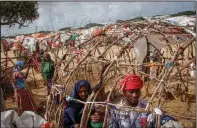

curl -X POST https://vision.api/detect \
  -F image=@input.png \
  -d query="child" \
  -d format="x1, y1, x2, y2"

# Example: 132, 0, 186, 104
88, 106, 105, 128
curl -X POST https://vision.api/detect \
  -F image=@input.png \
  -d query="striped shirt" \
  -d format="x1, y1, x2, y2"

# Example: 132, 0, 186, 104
108, 99, 148, 128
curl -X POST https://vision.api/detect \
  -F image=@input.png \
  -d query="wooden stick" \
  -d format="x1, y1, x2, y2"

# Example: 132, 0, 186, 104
64, 40, 102, 88
145, 36, 196, 111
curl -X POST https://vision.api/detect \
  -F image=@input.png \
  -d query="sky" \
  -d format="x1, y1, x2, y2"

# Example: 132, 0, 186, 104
1, 2, 195, 36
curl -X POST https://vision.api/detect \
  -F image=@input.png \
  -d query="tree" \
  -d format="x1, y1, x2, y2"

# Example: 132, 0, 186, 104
1, 1, 39, 28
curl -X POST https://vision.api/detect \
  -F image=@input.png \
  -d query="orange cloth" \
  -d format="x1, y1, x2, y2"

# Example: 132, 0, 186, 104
92, 28, 102, 37
13, 42, 22, 49
41, 122, 54, 128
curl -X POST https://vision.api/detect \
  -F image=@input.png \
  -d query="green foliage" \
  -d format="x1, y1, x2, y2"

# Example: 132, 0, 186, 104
127, 17, 147, 22
85, 23, 104, 28
116, 17, 147, 23
77, 26, 88, 30
116, 20, 125, 23
1, 35, 13, 38
37, 31, 52, 34
59, 27, 71, 31
170, 11, 196, 17
59, 23, 104, 31
1, 1, 39, 28
154, 14, 162, 17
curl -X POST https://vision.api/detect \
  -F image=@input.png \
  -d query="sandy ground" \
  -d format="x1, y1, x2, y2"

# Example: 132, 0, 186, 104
1, 42, 196, 127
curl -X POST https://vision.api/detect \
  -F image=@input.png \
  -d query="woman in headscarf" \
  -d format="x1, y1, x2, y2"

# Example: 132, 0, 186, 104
64, 80, 92, 128
41, 52, 55, 95
13, 60, 38, 114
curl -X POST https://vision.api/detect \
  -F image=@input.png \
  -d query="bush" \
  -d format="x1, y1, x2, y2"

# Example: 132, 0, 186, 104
170, 11, 196, 17
59, 27, 71, 31
126, 17, 147, 22
116, 19, 125, 23
85, 23, 104, 28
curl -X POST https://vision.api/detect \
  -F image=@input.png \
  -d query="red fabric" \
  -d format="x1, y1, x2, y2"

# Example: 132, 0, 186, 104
13, 43, 22, 49
16, 89, 38, 114
53, 41, 62, 47
41, 122, 54, 128
92, 28, 102, 37
70, 40, 75, 47
140, 117, 148, 127
47, 40, 52, 46
123, 25, 128, 29
119, 74, 143, 91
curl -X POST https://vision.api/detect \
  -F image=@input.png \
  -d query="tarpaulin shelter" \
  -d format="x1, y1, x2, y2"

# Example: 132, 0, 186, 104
31, 33, 44, 38
1, 110, 46, 128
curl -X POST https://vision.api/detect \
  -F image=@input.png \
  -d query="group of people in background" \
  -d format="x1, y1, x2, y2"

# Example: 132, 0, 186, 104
0, 50, 55, 115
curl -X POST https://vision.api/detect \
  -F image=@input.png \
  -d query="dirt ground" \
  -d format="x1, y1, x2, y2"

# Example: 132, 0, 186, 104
1, 44, 196, 127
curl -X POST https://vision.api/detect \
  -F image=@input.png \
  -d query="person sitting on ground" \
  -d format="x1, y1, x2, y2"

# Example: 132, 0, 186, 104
12, 60, 38, 114
88, 106, 105, 128
41, 52, 55, 95
108, 74, 148, 128
64, 80, 92, 128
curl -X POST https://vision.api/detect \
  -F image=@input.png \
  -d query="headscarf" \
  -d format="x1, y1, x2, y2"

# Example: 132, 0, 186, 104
14, 60, 24, 72
71, 80, 92, 99
41, 53, 54, 80
64, 80, 92, 127
119, 74, 143, 91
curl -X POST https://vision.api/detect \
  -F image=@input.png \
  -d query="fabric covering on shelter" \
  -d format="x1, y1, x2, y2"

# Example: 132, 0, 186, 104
1, 110, 46, 128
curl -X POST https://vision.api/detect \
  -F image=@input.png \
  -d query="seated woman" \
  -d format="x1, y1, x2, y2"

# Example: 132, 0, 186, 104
88, 106, 105, 128
13, 60, 38, 114
64, 80, 92, 128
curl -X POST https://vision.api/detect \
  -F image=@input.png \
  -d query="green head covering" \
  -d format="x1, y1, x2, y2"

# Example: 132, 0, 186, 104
41, 53, 54, 80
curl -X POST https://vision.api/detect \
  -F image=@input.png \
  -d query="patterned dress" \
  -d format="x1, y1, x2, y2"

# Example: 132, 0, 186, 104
13, 70, 38, 114
108, 99, 148, 128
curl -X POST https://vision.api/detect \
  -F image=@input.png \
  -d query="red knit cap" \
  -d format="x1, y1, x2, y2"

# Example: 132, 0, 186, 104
123, 25, 128, 29
119, 74, 143, 91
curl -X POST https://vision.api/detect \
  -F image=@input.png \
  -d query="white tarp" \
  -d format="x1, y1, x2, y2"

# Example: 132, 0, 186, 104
60, 33, 70, 43
15, 35, 25, 42
146, 35, 166, 50
22, 36, 36, 53
1, 110, 46, 128
39, 39, 48, 51
132, 36, 148, 64
164, 16, 195, 26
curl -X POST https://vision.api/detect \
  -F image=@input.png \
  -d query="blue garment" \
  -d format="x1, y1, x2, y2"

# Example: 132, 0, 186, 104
64, 80, 92, 128
13, 61, 25, 89
14, 60, 24, 71
161, 115, 177, 125
16, 76, 25, 89
109, 99, 148, 128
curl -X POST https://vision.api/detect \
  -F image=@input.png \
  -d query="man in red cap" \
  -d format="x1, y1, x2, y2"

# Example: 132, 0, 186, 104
109, 74, 148, 128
